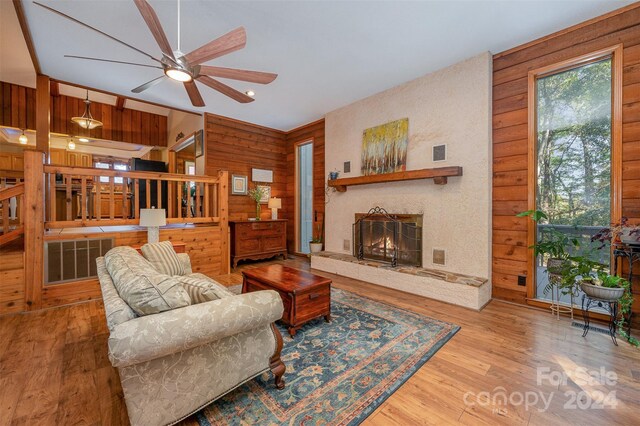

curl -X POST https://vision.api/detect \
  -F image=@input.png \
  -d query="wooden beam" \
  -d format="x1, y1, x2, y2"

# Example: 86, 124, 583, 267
218, 170, 230, 274
50, 81, 60, 97
36, 75, 50, 153
12, 0, 41, 74
23, 150, 45, 310
327, 167, 463, 192
51, 78, 201, 116
115, 96, 126, 111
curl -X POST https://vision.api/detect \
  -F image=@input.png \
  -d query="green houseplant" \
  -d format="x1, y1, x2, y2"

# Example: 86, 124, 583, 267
517, 209, 579, 293
589, 221, 639, 347
247, 186, 266, 221
309, 223, 323, 253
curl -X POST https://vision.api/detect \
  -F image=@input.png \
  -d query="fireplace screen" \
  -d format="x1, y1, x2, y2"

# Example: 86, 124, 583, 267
353, 207, 422, 267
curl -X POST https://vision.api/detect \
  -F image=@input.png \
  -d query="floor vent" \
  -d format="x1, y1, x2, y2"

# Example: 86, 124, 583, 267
45, 238, 114, 284
571, 321, 610, 335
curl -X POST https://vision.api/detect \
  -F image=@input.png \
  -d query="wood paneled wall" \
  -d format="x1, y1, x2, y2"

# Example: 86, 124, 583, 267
204, 113, 287, 221
202, 113, 326, 254
492, 6, 640, 314
0, 226, 224, 315
0, 82, 168, 146
0, 250, 25, 315
285, 119, 325, 254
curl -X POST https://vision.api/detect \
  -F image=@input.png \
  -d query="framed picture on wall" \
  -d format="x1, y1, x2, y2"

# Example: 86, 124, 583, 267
257, 185, 271, 203
231, 175, 248, 195
195, 130, 204, 157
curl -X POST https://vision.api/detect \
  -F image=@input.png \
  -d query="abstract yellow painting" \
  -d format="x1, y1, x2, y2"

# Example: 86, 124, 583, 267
361, 118, 409, 175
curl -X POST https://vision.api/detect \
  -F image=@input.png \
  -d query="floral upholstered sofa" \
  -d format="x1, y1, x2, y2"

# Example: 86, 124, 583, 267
96, 245, 285, 426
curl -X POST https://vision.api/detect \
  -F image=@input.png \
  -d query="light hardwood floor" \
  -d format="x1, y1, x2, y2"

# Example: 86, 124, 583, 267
1, 257, 638, 425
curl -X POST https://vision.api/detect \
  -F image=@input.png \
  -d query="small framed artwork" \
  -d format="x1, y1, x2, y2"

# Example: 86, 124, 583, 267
257, 185, 271, 203
231, 175, 248, 195
195, 130, 204, 157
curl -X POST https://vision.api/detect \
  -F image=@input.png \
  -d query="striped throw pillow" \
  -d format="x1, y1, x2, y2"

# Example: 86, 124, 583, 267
140, 241, 185, 276
175, 275, 231, 304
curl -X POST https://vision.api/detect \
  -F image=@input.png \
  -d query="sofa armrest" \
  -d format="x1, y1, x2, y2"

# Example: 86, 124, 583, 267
108, 290, 283, 368
176, 253, 193, 275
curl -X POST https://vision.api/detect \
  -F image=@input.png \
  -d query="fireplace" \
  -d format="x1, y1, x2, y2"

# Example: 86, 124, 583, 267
353, 207, 422, 267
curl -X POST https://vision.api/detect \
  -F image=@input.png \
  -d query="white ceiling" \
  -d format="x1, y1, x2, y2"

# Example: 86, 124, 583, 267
5, 0, 635, 130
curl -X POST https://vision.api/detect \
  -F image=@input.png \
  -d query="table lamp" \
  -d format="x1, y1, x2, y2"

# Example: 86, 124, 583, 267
139, 207, 166, 243
268, 197, 281, 220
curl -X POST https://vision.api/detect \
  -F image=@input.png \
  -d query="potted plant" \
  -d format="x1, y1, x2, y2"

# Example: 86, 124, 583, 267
517, 210, 579, 292
581, 273, 626, 301
591, 217, 640, 247
248, 186, 266, 221
309, 223, 323, 253
588, 220, 639, 346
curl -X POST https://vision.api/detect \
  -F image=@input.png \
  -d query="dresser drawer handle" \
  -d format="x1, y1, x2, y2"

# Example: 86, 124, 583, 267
309, 293, 319, 300
252, 223, 274, 230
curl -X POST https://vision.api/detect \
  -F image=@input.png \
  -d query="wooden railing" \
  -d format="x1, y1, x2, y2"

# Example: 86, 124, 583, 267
43, 164, 227, 229
0, 177, 25, 246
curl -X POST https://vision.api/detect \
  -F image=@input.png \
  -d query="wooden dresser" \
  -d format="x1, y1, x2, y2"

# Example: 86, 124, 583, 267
229, 220, 287, 268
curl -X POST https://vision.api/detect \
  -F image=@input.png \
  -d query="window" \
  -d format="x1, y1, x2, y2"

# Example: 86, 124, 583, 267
296, 142, 313, 254
531, 47, 621, 303
94, 160, 129, 184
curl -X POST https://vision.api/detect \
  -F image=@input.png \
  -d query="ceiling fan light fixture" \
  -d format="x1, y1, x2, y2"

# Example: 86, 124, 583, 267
18, 129, 28, 145
245, 90, 255, 97
71, 91, 103, 129
165, 67, 192, 82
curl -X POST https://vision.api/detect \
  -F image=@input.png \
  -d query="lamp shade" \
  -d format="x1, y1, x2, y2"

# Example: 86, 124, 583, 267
139, 208, 166, 227
268, 197, 281, 209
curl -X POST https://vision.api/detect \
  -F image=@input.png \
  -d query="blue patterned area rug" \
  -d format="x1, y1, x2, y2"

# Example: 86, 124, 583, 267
196, 288, 459, 426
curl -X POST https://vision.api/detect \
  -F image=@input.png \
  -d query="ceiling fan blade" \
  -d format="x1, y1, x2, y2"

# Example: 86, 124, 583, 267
132, 75, 166, 93
183, 81, 205, 107
196, 76, 254, 103
183, 27, 246, 66
198, 66, 277, 84
133, 0, 175, 60
33, 1, 161, 64
64, 55, 163, 69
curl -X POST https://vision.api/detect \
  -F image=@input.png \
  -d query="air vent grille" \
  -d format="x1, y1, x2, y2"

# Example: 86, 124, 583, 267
433, 144, 447, 162
45, 238, 114, 284
433, 249, 446, 265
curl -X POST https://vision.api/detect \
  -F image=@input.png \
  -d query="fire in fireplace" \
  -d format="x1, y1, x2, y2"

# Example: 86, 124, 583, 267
353, 207, 422, 267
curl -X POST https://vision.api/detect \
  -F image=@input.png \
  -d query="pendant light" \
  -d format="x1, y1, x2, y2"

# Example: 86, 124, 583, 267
18, 129, 28, 145
67, 140, 76, 150
71, 90, 103, 130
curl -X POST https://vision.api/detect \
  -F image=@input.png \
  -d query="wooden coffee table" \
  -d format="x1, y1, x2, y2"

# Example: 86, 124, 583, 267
242, 264, 332, 337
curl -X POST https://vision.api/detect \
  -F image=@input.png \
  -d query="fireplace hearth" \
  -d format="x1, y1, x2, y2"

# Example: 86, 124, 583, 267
353, 207, 422, 267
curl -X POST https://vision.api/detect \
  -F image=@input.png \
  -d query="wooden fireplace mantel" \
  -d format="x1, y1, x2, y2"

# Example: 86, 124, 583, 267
327, 167, 463, 192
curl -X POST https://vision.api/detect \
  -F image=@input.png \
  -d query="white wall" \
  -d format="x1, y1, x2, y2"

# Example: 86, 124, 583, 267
167, 110, 203, 149
167, 110, 205, 174
324, 52, 492, 279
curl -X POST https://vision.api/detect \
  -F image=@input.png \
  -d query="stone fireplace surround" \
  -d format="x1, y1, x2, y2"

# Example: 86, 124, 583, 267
311, 252, 490, 310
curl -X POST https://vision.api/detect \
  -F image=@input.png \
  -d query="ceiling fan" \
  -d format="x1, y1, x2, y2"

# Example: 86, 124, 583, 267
33, 0, 277, 107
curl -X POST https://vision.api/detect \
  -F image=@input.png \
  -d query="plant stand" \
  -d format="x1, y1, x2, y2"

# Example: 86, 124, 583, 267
548, 274, 574, 320
581, 294, 619, 346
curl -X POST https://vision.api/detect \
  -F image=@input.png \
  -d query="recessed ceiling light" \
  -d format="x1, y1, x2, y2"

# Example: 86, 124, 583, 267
78, 137, 90, 143
245, 90, 255, 97
165, 67, 192, 82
